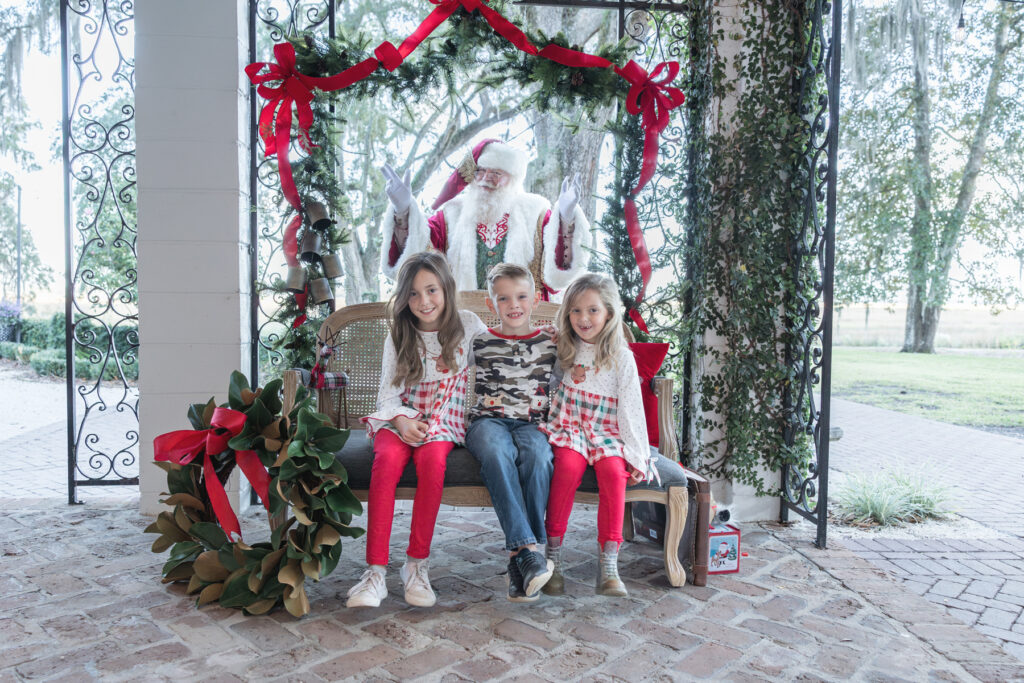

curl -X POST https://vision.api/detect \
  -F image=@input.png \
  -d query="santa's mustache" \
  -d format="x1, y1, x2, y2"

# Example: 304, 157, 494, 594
465, 181, 520, 225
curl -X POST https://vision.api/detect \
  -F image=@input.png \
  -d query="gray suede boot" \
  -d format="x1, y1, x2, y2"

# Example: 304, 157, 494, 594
542, 536, 564, 595
596, 541, 627, 597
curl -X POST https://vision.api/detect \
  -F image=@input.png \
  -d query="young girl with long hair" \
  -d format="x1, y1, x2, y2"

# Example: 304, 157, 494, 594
541, 273, 659, 597
347, 252, 486, 608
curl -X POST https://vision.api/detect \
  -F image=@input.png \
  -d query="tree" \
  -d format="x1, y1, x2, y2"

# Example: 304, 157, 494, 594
0, 174, 53, 304
0, 1, 58, 167
837, 0, 1024, 352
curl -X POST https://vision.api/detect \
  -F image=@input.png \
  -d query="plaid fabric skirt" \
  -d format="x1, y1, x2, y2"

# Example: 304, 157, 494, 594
363, 369, 470, 445
541, 384, 647, 484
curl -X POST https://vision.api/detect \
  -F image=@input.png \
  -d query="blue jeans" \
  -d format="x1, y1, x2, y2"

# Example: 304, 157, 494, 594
465, 417, 554, 551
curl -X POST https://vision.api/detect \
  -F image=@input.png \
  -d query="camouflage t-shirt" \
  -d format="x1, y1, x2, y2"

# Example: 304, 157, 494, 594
469, 329, 558, 425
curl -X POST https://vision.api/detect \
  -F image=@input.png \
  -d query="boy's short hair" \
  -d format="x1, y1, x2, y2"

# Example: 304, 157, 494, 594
486, 263, 534, 298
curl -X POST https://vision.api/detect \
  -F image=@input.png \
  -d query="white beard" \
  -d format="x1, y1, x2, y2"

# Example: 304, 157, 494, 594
462, 181, 521, 226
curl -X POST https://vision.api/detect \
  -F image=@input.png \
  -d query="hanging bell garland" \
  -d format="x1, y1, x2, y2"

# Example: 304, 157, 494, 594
285, 265, 306, 293
321, 252, 343, 280
299, 230, 322, 263
309, 277, 334, 305
306, 201, 334, 232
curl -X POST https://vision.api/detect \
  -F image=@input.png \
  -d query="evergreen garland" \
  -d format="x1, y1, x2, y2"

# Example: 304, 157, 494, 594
262, 4, 648, 365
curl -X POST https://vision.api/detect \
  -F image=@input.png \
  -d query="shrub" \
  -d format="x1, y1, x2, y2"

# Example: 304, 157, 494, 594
17, 318, 52, 348
0, 341, 18, 360
30, 349, 67, 378
833, 471, 951, 526
15, 345, 40, 363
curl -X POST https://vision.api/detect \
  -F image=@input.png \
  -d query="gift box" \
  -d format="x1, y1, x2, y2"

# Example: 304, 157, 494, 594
708, 523, 740, 574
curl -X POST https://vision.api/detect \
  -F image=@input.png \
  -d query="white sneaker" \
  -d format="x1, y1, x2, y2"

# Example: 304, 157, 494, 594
400, 559, 436, 607
346, 567, 387, 608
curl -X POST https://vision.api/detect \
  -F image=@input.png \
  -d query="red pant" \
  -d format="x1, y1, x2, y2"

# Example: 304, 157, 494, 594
366, 429, 453, 565
545, 446, 629, 546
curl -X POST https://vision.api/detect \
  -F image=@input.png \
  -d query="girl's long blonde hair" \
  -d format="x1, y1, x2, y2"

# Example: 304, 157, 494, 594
555, 273, 625, 372
388, 252, 463, 388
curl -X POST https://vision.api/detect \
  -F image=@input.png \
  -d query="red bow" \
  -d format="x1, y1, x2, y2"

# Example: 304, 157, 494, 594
616, 60, 685, 192
154, 407, 271, 542
245, 42, 378, 257
614, 61, 685, 332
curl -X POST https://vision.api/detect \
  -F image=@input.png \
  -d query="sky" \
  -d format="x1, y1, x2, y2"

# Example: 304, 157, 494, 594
1, 46, 64, 314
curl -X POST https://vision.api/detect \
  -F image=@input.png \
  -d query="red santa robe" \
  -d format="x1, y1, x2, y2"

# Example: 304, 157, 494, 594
380, 190, 590, 298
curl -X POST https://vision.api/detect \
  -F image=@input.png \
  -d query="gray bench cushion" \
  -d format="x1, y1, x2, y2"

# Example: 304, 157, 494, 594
334, 431, 687, 493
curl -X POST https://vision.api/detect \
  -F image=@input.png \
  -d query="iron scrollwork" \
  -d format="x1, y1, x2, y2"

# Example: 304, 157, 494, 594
780, 0, 841, 548
61, 0, 139, 502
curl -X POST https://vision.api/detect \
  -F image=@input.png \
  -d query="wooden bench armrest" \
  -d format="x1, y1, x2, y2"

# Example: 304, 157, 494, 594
653, 376, 679, 462
283, 369, 301, 416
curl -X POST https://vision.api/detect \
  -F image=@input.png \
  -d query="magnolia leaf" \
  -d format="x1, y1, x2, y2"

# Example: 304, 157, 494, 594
287, 439, 306, 460
173, 506, 194, 535
248, 569, 264, 594
320, 541, 342, 577
260, 378, 284, 416
313, 525, 341, 550
194, 551, 230, 583
197, 582, 225, 606
217, 569, 257, 609
311, 426, 349, 453
186, 574, 205, 593
301, 558, 320, 580
153, 461, 178, 474
326, 485, 363, 516
187, 398, 215, 430
228, 371, 251, 411
218, 547, 242, 572
286, 484, 308, 510
260, 547, 286, 579
189, 522, 229, 550
278, 560, 303, 590
244, 598, 278, 616
293, 506, 314, 526
151, 535, 177, 554
240, 387, 259, 406
161, 493, 205, 511
246, 398, 273, 432
155, 512, 191, 542
272, 444, 290, 468
264, 437, 283, 452
164, 561, 195, 581
283, 582, 310, 618
232, 544, 247, 568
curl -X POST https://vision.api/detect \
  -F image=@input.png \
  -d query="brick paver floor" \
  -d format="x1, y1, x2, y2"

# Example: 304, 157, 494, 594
2, 497, 1022, 681
830, 397, 1024, 665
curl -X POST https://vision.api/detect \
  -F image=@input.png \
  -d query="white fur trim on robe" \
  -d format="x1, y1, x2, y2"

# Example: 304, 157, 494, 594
445, 192, 550, 290
543, 204, 590, 295
379, 203, 432, 281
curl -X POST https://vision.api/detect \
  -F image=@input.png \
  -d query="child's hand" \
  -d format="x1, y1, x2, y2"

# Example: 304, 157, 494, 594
392, 415, 428, 445
540, 324, 559, 343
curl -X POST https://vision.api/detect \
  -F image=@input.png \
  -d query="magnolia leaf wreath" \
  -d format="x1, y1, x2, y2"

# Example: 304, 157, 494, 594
145, 371, 364, 617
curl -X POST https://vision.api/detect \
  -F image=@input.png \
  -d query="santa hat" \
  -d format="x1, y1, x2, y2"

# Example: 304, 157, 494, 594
432, 139, 529, 209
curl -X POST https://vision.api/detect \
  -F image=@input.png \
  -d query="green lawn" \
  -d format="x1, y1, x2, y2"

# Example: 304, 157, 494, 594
830, 348, 1024, 428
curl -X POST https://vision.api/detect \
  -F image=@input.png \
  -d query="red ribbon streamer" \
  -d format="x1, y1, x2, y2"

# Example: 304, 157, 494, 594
154, 407, 271, 541
613, 60, 686, 331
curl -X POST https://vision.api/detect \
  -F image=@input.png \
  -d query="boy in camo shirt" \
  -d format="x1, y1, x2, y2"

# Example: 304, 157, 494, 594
466, 263, 558, 602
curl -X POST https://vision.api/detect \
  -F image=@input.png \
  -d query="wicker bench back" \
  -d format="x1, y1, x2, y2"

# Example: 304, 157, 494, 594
314, 291, 622, 428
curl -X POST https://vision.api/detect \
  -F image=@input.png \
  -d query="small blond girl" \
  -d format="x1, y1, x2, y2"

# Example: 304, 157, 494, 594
348, 252, 486, 608
541, 273, 658, 597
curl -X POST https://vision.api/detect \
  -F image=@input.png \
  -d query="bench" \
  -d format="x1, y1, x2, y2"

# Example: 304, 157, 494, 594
282, 291, 710, 586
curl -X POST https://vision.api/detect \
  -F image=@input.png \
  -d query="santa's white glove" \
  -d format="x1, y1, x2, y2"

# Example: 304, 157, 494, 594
381, 164, 413, 215
557, 173, 581, 224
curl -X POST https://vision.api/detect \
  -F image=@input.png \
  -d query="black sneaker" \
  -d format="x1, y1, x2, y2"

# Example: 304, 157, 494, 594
515, 549, 554, 598
507, 555, 537, 603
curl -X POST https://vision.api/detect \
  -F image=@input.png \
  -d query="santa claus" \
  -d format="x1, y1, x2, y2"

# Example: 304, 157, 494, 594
379, 138, 590, 298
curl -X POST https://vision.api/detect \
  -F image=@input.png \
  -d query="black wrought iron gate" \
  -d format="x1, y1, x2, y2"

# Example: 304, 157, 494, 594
61, 0, 139, 503
779, 0, 841, 548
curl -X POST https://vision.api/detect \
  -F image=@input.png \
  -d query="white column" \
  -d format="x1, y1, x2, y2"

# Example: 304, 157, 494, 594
136, 0, 251, 515
692, 0, 781, 523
